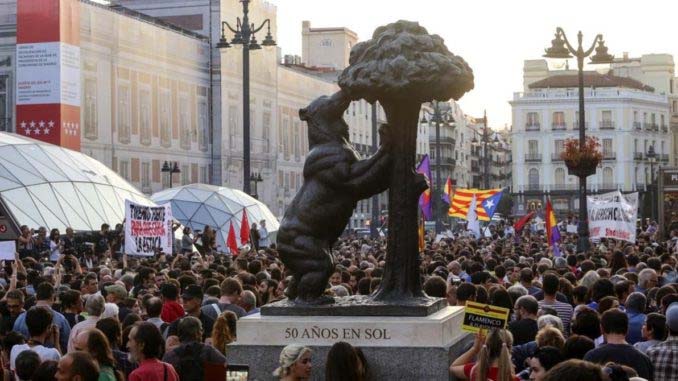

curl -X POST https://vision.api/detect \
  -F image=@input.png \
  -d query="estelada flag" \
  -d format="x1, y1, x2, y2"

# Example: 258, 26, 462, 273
240, 209, 250, 245
448, 188, 502, 221
227, 221, 238, 255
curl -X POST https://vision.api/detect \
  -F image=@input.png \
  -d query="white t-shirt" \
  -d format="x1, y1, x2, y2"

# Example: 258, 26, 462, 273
49, 240, 61, 262
10, 343, 61, 371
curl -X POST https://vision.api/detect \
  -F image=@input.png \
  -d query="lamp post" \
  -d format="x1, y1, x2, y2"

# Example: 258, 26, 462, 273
646, 145, 657, 222
421, 101, 455, 234
250, 172, 263, 199
370, 103, 380, 239
543, 27, 614, 253
471, 111, 499, 189
216, 0, 276, 195
161, 161, 181, 189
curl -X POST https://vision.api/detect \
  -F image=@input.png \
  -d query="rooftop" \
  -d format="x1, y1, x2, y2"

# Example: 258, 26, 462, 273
528, 72, 654, 92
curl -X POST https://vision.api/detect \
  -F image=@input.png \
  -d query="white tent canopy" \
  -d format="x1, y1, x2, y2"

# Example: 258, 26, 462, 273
151, 183, 279, 251
0, 132, 154, 232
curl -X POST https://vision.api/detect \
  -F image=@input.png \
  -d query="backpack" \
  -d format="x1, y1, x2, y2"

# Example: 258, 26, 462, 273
174, 342, 205, 381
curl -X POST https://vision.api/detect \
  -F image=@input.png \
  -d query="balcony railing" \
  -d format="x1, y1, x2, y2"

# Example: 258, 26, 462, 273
551, 123, 567, 131
551, 184, 579, 191
661, 125, 669, 133
573, 121, 589, 130
471, 165, 480, 172
633, 121, 642, 130
526, 183, 542, 191
633, 152, 643, 160
652, 123, 659, 132
525, 123, 541, 131
602, 151, 616, 160
525, 153, 542, 162
599, 120, 615, 130
596, 183, 621, 191
551, 153, 564, 162
429, 136, 456, 145
661, 153, 669, 162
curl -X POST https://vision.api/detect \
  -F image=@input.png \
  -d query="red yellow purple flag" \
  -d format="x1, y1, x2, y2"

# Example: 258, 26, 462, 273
442, 177, 453, 205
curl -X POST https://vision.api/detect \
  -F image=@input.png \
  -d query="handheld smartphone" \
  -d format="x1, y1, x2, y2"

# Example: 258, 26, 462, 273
226, 364, 250, 381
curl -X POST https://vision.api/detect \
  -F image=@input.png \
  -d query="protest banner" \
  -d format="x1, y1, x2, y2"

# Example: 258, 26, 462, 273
124, 200, 173, 256
587, 191, 638, 243
462, 301, 510, 333
0, 241, 15, 261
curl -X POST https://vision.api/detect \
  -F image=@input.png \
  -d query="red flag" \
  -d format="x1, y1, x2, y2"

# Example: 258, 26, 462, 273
227, 221, 238, 255
240, 209, 250, 245
513, 211, 536, 232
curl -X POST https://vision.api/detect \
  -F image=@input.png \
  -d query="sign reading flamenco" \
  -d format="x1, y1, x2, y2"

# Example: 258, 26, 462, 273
124, 200, 173, 256
587, 191, 638, 243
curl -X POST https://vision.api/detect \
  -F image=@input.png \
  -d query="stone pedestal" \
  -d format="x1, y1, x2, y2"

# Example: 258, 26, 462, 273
227, 306, 472, 380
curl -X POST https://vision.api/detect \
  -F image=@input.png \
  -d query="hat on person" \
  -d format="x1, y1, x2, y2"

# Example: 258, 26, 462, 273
667, 302, 678, 332
105, 284, 128, 300
181, 284, 204, 301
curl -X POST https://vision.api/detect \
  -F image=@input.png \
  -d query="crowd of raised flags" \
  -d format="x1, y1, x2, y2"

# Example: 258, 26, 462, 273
414, 154, 567, 251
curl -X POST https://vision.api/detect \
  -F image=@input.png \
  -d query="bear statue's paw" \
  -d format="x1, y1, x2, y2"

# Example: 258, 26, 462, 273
294, 295, 336, 306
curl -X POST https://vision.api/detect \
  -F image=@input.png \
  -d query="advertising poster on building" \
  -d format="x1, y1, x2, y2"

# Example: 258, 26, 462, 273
124, 200, 173, 256
587, 191, 638, 243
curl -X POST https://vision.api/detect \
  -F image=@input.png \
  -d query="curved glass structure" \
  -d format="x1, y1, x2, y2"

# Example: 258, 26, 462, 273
152, 183, 279, 250
0, 132, 154, 232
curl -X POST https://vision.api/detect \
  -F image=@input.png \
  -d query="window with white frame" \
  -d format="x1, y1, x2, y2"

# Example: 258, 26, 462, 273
84, 77, 97, 139
139, 88, 151, 145
119, 160, 129, 181
117, 84, 131, 143
141, 162, 150, 189
179, 96, 190, 150
159, 89, 171, 147
198, 98, 208, 152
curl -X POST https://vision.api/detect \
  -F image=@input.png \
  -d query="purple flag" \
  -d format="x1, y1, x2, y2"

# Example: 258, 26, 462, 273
416, 154, 432, 220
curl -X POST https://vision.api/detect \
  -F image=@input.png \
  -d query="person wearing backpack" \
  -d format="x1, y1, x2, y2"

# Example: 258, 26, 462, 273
162, 316, 226, 381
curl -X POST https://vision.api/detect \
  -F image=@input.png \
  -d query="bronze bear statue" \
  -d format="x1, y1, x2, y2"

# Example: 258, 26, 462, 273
276, 90, 391, 304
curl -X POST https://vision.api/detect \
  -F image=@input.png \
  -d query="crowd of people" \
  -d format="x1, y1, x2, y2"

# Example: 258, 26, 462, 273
0, 219, 676, 381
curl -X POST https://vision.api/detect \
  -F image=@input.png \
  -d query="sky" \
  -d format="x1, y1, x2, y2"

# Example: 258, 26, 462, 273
267, 0, 678, 129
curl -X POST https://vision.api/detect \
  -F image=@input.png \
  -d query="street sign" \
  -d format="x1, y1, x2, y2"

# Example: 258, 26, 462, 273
462, 301, 510, 333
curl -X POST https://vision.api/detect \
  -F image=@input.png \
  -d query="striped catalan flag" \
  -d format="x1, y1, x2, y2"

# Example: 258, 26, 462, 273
448, 188, 502, 221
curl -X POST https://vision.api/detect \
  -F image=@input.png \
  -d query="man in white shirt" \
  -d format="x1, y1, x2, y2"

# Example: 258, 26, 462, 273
258, 220, 270, 248
10, 306, 61, 371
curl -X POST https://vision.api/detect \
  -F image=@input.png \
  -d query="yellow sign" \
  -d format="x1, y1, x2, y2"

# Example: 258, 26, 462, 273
461, 301, 510, 333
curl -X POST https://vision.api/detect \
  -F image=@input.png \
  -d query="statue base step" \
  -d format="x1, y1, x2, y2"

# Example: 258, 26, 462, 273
228, 306, 471, 380
260, 295, 447, 316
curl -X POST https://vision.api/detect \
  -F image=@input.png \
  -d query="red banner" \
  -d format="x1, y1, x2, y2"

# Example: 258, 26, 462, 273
16, 0, 81, 151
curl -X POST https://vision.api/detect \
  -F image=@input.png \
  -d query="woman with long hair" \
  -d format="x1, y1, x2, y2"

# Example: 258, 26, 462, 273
450, 328, 517, 381
325, 341, 368, 381
84, 328, 124, 381
211, 310, 237, 356
608, 251, 628, 275
49, 228, 63, 262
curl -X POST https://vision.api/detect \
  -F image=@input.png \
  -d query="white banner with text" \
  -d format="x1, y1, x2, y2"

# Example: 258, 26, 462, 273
587, 191, 638, 243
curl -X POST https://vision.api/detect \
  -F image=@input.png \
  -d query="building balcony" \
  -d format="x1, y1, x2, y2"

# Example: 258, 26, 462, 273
602, 151, 616, 160
551, 123, 567, 131
551, 153, 564, 162
573, 121, 589, 130
525, 123, 541, 131
550, 184, 578, 191
661, 153, 669, 162
661, 125, 669, 133
526, 183, 542, 191
596, 183, 622, 191
434, 157, 456, 167
633, 121, 642, 130
644, 123, 659, 132
633, 152, 643, 161
599, 120, 615, 130
429, 136, 456, 145
525, 153, 542, 162
471, 165, 480, 172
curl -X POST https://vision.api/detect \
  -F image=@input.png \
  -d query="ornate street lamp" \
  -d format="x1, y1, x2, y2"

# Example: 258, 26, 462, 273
421, 101, 456, 234
646, 145, 657, 222
544, 27, 614, 253
216, 0, 276, 195
161, 161, 181, 189
250, 171, 263, 199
